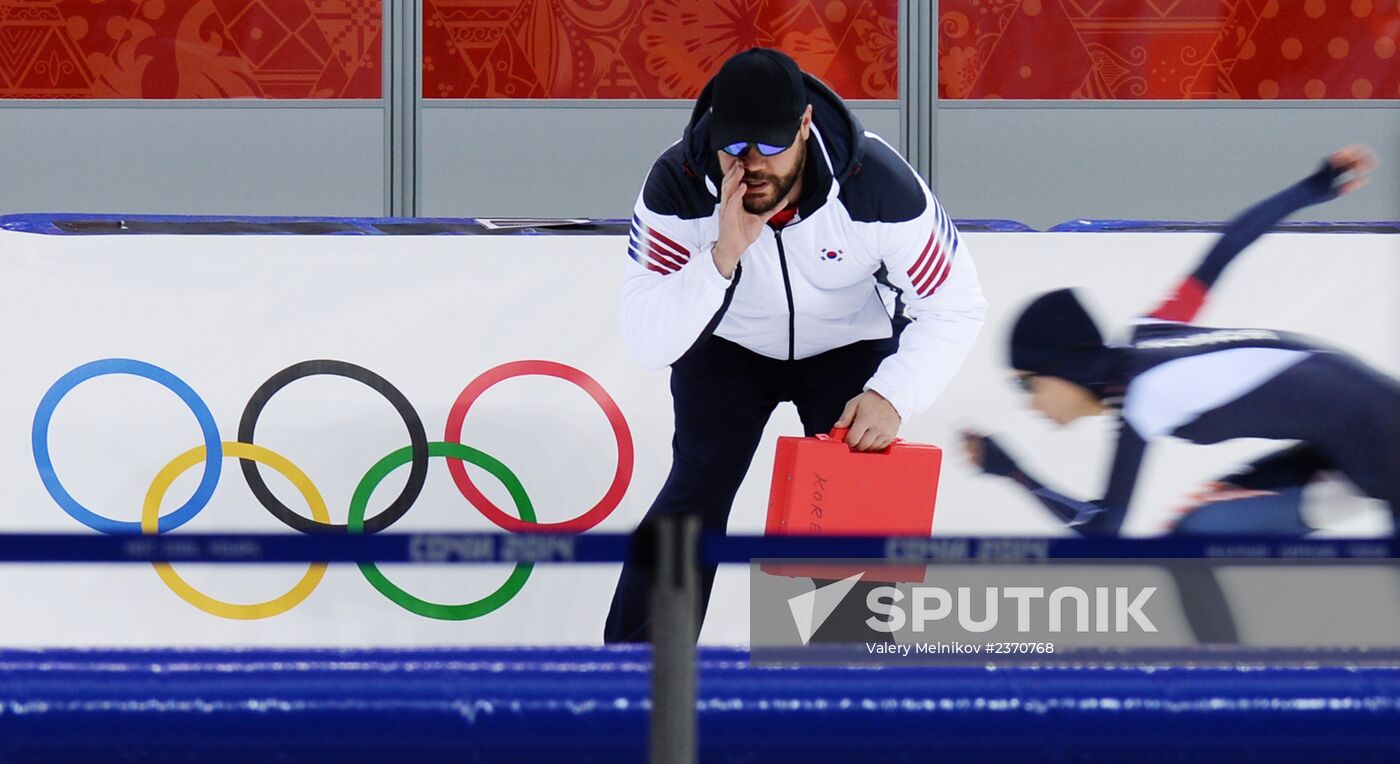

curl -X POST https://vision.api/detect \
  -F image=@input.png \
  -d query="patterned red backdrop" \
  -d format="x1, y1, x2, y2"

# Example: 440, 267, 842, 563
939, 0, 1400, 99
422, 0, 899, 99
0, 0, 381, 98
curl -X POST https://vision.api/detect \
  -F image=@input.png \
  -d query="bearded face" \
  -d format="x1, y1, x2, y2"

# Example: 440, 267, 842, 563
738, 140, 807, 214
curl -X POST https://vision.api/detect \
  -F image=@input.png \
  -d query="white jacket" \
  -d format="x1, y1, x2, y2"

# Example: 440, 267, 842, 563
620, 77, 985, 420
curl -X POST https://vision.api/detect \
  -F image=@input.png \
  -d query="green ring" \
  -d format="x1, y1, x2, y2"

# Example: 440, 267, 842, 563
349, 441, 536, 620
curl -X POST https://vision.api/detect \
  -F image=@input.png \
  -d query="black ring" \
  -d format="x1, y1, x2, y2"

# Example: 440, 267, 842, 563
238, 360, 429, 535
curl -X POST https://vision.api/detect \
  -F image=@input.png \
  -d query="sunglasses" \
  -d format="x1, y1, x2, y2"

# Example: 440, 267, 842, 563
720, 141, 789, 157
1015, 374, 1038, 393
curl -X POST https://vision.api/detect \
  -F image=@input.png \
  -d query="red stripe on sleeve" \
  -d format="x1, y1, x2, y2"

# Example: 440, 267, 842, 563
905, 231, 934, 276
645, 233, 690, 263
928, 258, 953, 293
916, 258, 948, 296
644, 226, 691, 259
1147, 276, 1208, 322
911, 247, 945, 294
906, 233, 938, 283
645, 243, 685, 270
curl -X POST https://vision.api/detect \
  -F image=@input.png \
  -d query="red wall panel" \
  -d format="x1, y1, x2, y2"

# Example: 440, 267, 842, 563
939, 0, 1400, 99
422, 0, 899, 99
0, 0, 382, 98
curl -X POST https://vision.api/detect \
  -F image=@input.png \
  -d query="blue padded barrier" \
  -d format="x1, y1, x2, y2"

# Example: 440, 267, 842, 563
1048, 219, 1400, 234
0, 647, 1395, 763
10, 214, 1395, 237
0, 214, 1036, 236
0, 532, 1389, 565
0, 213, 630, 236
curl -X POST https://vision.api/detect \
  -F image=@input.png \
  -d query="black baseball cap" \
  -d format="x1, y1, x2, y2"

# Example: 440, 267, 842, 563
708, 48, 807, 153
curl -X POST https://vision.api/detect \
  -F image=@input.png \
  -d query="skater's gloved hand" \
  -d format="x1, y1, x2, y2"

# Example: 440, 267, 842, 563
959, 431, 1022, 479
834, 391, 900, 452
1317, 144, 1377, 196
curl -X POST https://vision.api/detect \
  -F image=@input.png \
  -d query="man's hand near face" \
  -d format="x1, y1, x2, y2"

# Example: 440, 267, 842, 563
712, 160, 780, 279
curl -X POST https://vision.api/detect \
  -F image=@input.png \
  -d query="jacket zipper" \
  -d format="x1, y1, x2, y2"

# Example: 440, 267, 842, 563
773, 227, 796, 361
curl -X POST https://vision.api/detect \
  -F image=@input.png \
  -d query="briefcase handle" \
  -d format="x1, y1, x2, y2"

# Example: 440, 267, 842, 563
821, 427, 900, 454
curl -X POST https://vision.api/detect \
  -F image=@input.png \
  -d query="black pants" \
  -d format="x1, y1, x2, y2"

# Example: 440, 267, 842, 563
603, 334, 898, 643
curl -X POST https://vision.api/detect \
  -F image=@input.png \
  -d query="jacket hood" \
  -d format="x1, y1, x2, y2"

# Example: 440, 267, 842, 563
681, 72, 867, 198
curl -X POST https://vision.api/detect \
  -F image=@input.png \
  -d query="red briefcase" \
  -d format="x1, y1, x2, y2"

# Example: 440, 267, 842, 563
762, 428, 942, 582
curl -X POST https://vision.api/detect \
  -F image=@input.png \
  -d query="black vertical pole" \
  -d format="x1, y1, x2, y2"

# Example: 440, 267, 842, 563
650, 514, 699, 764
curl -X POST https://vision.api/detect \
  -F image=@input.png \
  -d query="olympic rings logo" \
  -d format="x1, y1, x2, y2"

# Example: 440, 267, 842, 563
31, 358, 634, 621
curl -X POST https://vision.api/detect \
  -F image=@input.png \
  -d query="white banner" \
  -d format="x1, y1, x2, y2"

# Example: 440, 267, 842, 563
0, 228, 1394, 646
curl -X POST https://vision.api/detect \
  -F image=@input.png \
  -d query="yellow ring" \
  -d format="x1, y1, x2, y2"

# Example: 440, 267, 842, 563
142, 441, 329, 620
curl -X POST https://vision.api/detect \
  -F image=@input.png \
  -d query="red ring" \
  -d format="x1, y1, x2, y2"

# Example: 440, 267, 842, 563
445, 360, 634, 533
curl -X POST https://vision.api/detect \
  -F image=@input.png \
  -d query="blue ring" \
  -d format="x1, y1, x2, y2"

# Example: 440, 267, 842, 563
32, 359, 222, 534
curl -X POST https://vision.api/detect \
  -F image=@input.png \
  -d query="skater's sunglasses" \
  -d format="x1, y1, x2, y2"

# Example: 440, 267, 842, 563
1014, 374, 1039, 393
720, 141, 790, 157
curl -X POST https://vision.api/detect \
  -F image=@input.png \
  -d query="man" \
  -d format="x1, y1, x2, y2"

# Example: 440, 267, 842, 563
963, 145, 1391, 537
606, 48, 986, 643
